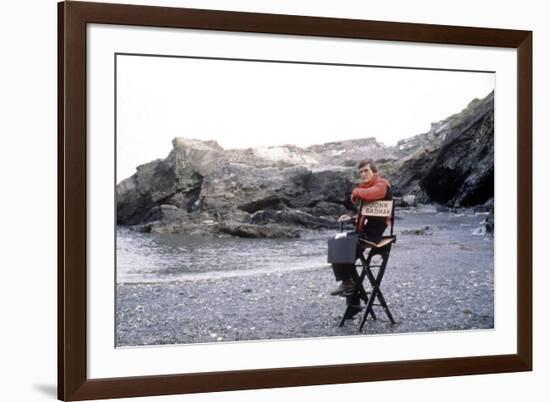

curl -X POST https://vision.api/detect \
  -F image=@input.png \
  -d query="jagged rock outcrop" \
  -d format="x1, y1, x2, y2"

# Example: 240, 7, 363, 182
389, 92, 494, 207
117, 139, 355, 237
117, 92, 494, 237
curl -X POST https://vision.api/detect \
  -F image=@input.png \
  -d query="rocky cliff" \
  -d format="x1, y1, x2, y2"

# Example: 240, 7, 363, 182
117, 91, 494, 237
387, 92, 494, 207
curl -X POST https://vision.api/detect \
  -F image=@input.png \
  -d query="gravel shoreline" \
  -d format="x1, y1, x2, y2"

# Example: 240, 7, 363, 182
116, 222, 494, 346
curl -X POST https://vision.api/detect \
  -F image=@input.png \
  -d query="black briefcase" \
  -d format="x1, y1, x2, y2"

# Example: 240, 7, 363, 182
327, 233, 359, 264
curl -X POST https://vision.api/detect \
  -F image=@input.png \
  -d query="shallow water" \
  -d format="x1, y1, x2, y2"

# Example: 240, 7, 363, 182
116, 210, 492, 283
116, 228, 329, 283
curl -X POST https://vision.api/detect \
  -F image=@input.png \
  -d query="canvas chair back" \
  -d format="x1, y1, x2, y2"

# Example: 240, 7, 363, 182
356, 200, 395, 237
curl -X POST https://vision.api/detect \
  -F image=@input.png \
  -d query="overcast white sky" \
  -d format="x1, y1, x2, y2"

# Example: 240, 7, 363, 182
116, 55, 494, 182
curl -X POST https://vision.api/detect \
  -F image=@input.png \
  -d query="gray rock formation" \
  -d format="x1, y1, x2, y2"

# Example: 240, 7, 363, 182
117, 91, 494, 237
117, 138, 356, 237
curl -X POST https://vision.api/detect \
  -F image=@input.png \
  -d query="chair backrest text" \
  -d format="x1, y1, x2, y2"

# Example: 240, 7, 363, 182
360, 200, 393, 217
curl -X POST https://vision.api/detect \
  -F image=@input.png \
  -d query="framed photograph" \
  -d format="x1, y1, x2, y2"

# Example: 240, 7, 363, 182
58, 1, 532, 400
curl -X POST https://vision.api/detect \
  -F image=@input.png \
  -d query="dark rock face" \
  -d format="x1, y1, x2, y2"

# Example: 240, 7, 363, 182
388, 92, 494, 208
419, 95, 494, 207
117, 92, 494, 237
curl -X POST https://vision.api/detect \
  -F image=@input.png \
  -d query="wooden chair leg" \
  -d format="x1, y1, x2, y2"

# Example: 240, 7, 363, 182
338, 244, 396, 330
359, 246, 396, 331
361, 258, 394, 324
359, 248, 395, 332
339, 268, 375, 326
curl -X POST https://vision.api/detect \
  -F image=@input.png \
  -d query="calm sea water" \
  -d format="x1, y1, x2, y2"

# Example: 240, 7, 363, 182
116, 227, 331, 283
116, 211, 491, 284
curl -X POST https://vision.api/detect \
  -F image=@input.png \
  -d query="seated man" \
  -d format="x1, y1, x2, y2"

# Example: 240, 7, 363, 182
330, 159, 392, 303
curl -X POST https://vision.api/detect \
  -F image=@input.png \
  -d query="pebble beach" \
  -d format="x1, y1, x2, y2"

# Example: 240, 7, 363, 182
116, 211, 494, 347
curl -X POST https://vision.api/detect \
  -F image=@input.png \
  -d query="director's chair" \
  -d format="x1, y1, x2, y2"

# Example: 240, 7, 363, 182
340, 200, 397, 331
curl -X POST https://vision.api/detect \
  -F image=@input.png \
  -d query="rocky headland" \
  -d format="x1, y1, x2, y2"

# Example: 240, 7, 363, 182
117, 91, 494, 238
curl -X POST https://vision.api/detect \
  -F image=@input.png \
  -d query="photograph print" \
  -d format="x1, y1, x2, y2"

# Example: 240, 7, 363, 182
115, 53, 495, 347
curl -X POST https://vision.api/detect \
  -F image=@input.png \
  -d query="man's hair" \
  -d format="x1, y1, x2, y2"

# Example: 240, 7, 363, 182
358, 159, 378, 173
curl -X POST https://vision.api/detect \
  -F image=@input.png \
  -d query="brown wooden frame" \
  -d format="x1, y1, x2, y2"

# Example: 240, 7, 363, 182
58, 1, 532, 400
